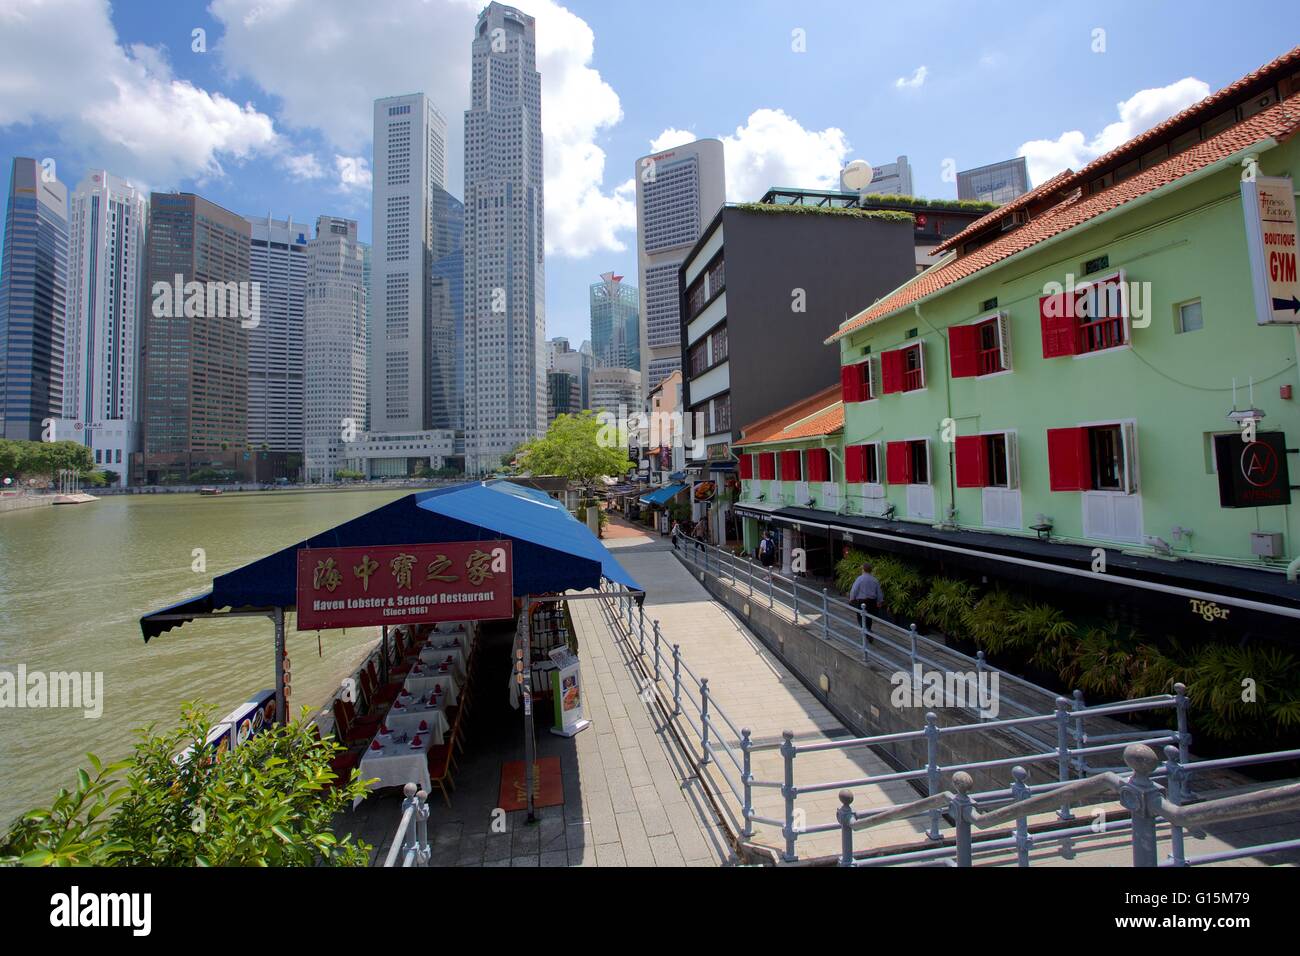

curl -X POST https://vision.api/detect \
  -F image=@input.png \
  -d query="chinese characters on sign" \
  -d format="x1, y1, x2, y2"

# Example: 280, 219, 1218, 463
295, 541, 513, 631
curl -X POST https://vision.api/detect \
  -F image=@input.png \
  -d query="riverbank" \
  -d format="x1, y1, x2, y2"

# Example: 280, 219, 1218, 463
0, 494, 55, 514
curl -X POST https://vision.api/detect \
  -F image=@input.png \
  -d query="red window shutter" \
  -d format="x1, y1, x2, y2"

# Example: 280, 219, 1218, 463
954, 435, 986, 487
886, 441, 912, 485
1039, 292, 1079, 358
738, 454, 753, 479
1047, 427, 1091, 491
845, 444, 866, 483
840, 365, 859, 403
881, 349, 905, 394
780, 450, 801, 481
949, 324, 980, 378
806, 448, 829, 482
758, 453, 776, 480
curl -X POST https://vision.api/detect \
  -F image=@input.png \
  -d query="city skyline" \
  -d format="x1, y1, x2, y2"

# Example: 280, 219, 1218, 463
3, 1, 1296, 347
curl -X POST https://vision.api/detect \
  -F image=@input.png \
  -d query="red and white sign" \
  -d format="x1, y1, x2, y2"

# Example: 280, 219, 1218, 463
295, 541, 513, 631
1242, 174, 1300, 325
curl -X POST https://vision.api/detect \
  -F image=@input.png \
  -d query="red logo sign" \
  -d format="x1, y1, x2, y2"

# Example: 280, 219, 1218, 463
1239, 441, 1279, 487
295, 541, 514, 631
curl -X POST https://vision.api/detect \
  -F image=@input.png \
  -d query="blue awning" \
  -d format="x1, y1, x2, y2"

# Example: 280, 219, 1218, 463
140, 481, 641, 641
639, 483, 686, 506
668, 471, 686, 481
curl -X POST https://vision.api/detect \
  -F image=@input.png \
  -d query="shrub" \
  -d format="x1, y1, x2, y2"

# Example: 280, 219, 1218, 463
915, 576, 978, 639
0, 704, 372, 866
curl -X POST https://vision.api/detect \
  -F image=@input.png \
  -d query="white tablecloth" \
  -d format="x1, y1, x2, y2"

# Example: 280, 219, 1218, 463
403, 671, 460, 706
382, 708, 448, 744
417, 644, 466, 680
354, 731, 437, 806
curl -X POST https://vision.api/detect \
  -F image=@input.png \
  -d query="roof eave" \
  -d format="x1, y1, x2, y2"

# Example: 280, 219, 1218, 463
826, 136, 1278, 345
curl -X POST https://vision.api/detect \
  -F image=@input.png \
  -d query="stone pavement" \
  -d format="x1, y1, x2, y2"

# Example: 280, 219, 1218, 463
600, 519, 926, 861
343, 580, 732, 866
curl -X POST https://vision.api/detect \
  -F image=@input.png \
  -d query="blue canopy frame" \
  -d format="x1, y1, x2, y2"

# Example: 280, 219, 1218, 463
140, 480, 642, 641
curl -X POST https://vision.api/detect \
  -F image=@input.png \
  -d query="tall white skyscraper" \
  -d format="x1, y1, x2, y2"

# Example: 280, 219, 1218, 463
634, 138, 725, 395
244, 214, 308, 454
61, 169, 145, 484
371, 92, 449, 433
463, 2, 545, 474
303, 216, 367, 483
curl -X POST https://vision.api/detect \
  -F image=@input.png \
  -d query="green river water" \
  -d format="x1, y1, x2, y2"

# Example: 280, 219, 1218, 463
0, 488, 410, 826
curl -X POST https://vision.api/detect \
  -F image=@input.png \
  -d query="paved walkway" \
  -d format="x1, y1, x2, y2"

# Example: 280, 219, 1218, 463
344, 577, 732, 866
600, 518, 925, 861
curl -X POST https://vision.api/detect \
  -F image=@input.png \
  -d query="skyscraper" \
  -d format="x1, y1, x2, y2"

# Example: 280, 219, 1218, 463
61, 170, 146, 483
303, 216, 367, 483
589, 271, 640, 371
244, 214, 307, 454
370, 92, 450, 433
0, 157, 69, 441
634, 139, 725, 395
140, 192, 251, 484
428, 186, 464, 432
463, 2, 545, 474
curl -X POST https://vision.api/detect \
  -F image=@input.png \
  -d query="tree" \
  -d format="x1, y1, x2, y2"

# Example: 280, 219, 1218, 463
516, 411, 634, 484
0, 704, 372, 866
15, 440, 94, 482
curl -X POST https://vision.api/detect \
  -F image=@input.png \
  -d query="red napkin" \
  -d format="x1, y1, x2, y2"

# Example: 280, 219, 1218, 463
393, 699, 404, 709
419, 720, 428, 731
411, 735, 422, 747
370, 739, 383, 750
434, 683, 442, 693
380, 723, 390, 734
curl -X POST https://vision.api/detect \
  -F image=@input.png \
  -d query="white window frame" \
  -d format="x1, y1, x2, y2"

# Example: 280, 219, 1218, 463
962, 310, 1013, 378
902, 436, 932, 486
1071, 268, 1134, 361
975, 429, 1019, 489
1077, 418, 1139, 495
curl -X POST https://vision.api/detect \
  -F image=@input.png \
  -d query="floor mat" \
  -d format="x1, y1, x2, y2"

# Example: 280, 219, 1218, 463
498, 756, 564, 811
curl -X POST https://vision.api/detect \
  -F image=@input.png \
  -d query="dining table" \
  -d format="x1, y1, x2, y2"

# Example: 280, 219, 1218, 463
417, 643, 467, 680
401, 669, 460, 706
353, 719, 444, 807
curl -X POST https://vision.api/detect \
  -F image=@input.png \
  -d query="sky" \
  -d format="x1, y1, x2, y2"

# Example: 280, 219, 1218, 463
1, 0, 1298, 347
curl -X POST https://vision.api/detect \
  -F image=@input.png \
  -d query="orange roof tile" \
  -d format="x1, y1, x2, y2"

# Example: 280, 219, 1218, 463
828, 84, 1300, 344
734, 385, 844, 447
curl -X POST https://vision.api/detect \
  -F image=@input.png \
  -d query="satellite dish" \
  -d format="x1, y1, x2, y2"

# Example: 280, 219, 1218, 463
840, 160, 875, 192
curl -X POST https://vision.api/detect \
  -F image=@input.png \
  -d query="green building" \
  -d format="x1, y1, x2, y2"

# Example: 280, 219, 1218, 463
735, 46, 1300, 639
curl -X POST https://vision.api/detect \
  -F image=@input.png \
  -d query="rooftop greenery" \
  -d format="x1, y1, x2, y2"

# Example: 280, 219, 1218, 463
857, 193, 1000, 213
734, 202, 914, 224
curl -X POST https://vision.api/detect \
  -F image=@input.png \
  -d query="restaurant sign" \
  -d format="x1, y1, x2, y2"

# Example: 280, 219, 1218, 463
296, 541, 513, 631
1213, 431, 1291, 508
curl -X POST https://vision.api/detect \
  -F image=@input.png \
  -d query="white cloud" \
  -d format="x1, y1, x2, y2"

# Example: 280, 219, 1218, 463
668, 109, 850, 203
649, 128, 697, 153
1018, 77, 1211, 184
335, 155, 372, 192
285, 153, 326, 180
895, 66, 929, 90
211, 0, 634, 259
0, 0, 278, 185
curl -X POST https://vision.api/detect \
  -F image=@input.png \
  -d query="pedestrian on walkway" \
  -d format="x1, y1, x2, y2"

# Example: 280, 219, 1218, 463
848, 562, 888, 643
670, 518, 682, 550
757, 531, 776, 568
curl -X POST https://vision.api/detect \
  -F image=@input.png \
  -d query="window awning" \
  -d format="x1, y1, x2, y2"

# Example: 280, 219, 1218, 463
638, 483, 686, 506
139, 481, 641, 641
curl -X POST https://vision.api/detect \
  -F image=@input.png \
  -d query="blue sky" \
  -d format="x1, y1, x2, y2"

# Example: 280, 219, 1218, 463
2, 0, 1298, 346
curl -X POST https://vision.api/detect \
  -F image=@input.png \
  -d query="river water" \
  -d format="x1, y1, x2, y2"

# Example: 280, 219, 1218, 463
0, 488, 410, 827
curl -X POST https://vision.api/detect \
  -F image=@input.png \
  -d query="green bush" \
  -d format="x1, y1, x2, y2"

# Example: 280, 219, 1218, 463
916, 576, 978, 640
0, 704, 371, 866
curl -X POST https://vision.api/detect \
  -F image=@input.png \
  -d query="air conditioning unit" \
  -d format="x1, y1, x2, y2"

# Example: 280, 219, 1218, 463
1250, 531, 1283, 558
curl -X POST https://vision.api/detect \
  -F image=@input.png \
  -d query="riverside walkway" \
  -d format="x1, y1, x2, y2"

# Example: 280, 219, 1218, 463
600, 518, 924, 860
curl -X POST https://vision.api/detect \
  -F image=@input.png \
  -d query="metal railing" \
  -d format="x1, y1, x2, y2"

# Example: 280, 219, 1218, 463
836, 743, 1300, 867
676, 538, 1087, 733
593, 576, 1275, 864
383, 782, 431, 867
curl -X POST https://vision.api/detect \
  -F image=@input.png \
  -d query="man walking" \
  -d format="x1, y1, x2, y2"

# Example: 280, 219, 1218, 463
757, 531, 776, 568
848, 562, 887, 643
